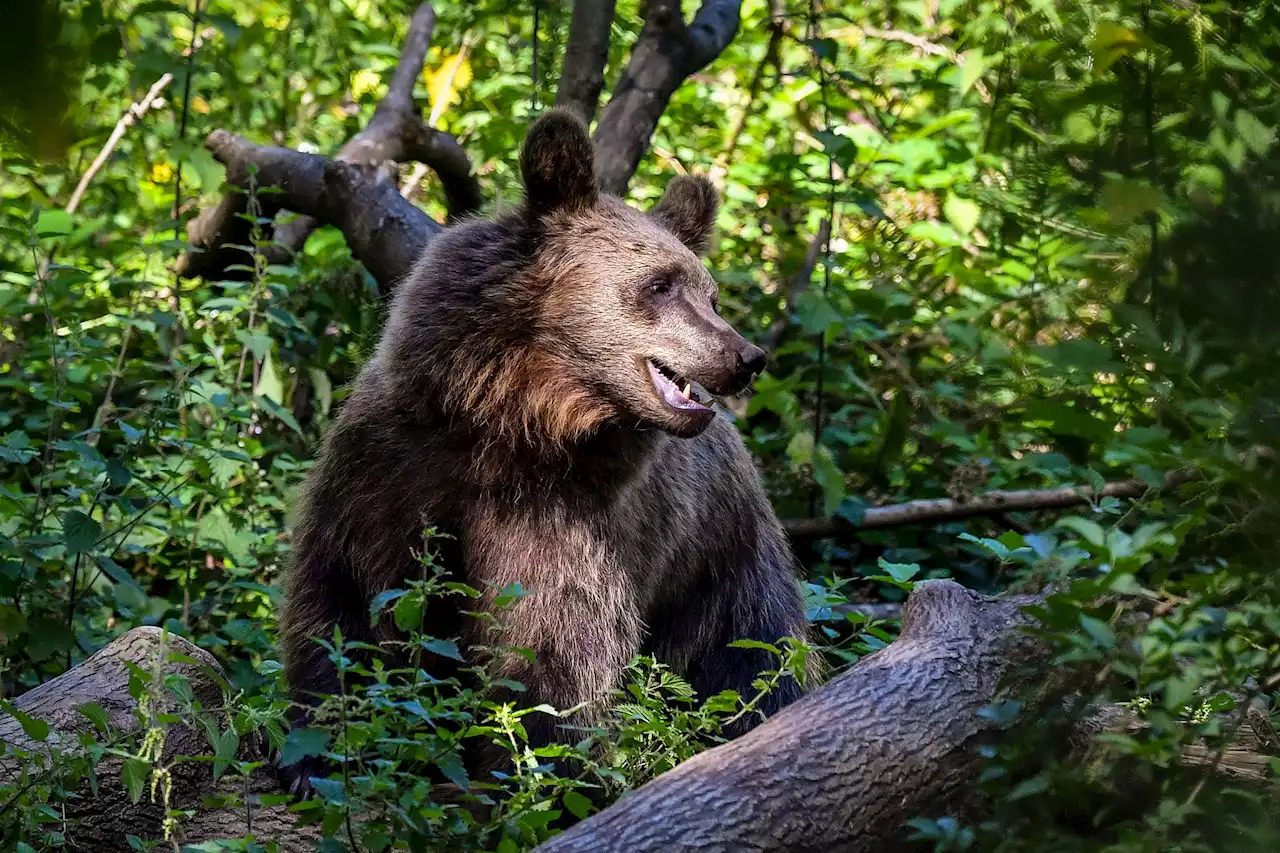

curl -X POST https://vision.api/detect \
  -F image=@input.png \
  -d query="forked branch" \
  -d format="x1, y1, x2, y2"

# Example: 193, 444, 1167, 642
178, 3, 478, 281
593, 0, 745, 194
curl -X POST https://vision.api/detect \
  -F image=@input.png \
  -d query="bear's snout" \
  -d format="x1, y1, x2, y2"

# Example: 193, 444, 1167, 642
735, 343, 767, 382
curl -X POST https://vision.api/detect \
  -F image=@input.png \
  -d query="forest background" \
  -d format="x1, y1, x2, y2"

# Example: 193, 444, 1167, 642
1, 0, 1279, 851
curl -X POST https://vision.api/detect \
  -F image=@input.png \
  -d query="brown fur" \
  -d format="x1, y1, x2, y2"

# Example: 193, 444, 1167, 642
278, 109, 809, 793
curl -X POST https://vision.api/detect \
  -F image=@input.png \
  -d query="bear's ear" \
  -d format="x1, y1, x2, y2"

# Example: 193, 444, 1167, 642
651, 174, 719, 255
520, 109, 599, 217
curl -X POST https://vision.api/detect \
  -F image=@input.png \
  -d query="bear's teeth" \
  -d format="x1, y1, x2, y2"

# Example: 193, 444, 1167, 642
681, 382, 691, 399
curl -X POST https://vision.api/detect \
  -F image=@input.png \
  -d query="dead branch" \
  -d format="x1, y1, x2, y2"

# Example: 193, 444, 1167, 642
555, 0, 619, 123
782, 470, 1195, 541
66, 74, 174, 214
593, 0, 744, 195
178, 3, 478, 281
762, 217, 831, 360
194, 131, 440, 288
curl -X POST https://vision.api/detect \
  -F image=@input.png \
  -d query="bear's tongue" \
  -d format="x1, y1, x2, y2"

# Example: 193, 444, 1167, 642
647, 360, 710, 412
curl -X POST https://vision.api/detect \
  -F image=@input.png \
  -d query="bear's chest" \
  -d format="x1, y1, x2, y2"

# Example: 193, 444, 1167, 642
459, 491, 698, 619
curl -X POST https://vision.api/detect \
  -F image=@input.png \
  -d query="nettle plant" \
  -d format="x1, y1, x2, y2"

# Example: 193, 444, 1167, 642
264, 528, 817, 852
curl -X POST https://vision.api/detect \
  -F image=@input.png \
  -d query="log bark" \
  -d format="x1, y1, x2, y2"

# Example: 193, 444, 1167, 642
0, 626, 316, 851
532, 580, 1046, 853
177, 2, 478, 282
593, 0, 744, 195
4, 580, 1265, 853
782, 470, 1195, 541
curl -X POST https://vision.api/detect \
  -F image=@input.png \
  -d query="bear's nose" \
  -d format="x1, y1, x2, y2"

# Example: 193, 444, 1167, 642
736, 344, 767, 378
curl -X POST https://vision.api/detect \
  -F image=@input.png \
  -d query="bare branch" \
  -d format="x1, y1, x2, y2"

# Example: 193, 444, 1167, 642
782, 470, 1195, 540
178, 4, 478, 281
66, 74, 174, 214
593, 0, 744, 195
762, 217, 831, 360
555, 0, 618, 123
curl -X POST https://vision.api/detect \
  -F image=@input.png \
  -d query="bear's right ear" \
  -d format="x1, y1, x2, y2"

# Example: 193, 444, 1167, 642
520, 109, 599, 217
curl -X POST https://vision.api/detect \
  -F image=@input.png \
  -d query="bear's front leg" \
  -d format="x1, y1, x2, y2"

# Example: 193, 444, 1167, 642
647, 528, 812, 739
463, 510, 643, 774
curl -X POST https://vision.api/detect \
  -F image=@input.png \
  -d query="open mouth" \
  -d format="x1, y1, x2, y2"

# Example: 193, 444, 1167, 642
646, 359, 713, 413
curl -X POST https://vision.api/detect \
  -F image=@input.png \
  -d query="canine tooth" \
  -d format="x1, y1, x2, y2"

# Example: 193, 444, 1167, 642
681, 382, 691, 399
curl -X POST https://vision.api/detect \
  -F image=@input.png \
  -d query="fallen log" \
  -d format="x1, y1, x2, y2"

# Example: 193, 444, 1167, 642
2, 580, 1266, 853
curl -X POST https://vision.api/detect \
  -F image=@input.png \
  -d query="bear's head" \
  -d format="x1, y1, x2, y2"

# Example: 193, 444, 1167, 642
513, 109, 767, 440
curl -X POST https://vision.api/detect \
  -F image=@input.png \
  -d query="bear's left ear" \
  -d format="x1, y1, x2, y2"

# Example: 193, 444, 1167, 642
520, 108, 599, 217
651, 175, 719, 255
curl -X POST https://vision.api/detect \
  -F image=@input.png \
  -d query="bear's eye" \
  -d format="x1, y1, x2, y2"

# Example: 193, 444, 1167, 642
647, 276, 674, 297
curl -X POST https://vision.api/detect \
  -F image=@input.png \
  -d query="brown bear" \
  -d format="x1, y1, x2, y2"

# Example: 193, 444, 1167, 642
278, 108, 811, 794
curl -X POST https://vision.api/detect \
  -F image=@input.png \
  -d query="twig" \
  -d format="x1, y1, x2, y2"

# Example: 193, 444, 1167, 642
715, 0, 786, 175
762, 218, 831, 359
861, 27, 991, 103
783, 470, 1196, 540
66, 74, 174, 214
401, 30, 476, 201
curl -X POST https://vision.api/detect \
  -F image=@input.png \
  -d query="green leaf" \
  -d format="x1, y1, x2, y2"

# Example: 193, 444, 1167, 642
0, 701, 50, 742
786, 430, 815, 466
62, 510, 101, 555
420, 637, 465, 662
434, 749, 470, 791
1079, 614, 1114, 649
1007, 773, 1051, 801
943, 193, 980, 235
0, 431, 37, 464
308, 368, 333, 416
97, 555, 143, 590
106, 458, 133, 488
793, 290, 843, 335
877, 558, 921, 584
122, 757, 149, 804
1100, 176, 1162, 223
812, 444, 845, 517
1091, 21, 1141, 74
393, 592, 424, 632
77, 702, 111, 734
957, 48, 986, 95
279, 727, 330, 767
309, 777, 346, 804
258, 396, 303, 435
1058, 516, 1106, 548
563, 790, 594, 820
370, 588, 408, 617
1234, 110, 1275, 156
235, 330, 272, 362
34, 210, 74, 237
255, 350, 284, 404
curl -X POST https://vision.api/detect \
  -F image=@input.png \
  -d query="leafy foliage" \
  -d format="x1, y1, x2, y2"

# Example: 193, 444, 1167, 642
1, 0, 1280, 850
